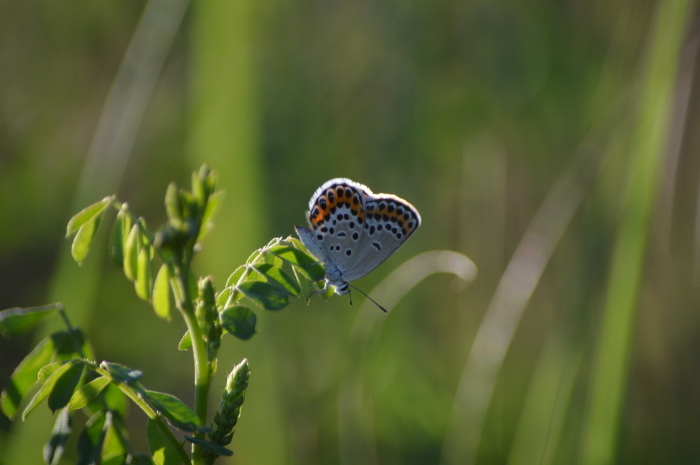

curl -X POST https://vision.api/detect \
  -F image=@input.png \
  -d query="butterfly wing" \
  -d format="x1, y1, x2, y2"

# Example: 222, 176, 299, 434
340, 193, 421, 282
302, 179, 373, 273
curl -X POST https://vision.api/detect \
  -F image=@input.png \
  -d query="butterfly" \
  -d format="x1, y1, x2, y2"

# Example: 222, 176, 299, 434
295, 178, 421, 306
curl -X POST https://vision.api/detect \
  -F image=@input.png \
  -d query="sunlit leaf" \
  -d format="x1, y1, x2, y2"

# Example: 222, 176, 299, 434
184, 435, 233, 457
236, 281, 288, 310
225, 265, 246, 287
38, 361, 70, 383
215, 287, 232, 309
135, 248, 153, 302
0, 304, 60, 337
66, 197, 112, 237
153, 264, 172, 320
77, 411, 109, 465
23, 360, 81, 420
124, 224, 140, 281
292, 266, 312, 304
72, 216, 102, 265
1, 332, 56, 418
268, 245, 325, 281
147, 418, 180, 465
197, 190, 223, 241
178, 331, 192, 351
53, 329, 93, 362
68, 376, 111, 410
109, 207, 132, 267
253, 263, 300, 296
144, 390, 200, 432
101, 413, 128, 465
220, 306, 257, 340
44, 408, 72, 465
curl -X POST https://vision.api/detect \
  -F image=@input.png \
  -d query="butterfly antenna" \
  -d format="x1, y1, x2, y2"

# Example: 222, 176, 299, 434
348, 284, 387, 313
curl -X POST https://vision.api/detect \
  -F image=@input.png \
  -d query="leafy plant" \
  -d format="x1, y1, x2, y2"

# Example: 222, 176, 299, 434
0, 165, 327, 465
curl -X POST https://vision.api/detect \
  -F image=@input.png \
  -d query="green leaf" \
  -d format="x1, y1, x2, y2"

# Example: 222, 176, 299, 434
38, 361, 70, 383
215, 287, 232, 309
147, 418, 181, 465
263, 251, 284, 267
268, 245, 325, 281
77, 411, 109, 465
48, 360, 85, 412
253, 263, 300, 296
184, 435, 233, 457
124, 224, 141, 281
178, 331, 192, 351
72, 215, 102, 265
144, 390, 200, 432
225, 265, 246, 287
0, 304, 60, 337
44, 408, 72, 465
101, 413, 128, 465
101, 383, 127, 416
153, 264, 172, 320
135, 248, 153, 302
109, 207, 132, 267
236, 281, 289, 310
68, 376, 111, 410
53, 328, 93, 362
23, 360, 81, 420
220, 306, 257, 340
66, 197, 112, 237
1, 332, 56, 418
292, 266, 312, 303
101, 362, 143, 384
197, 190, 223, 242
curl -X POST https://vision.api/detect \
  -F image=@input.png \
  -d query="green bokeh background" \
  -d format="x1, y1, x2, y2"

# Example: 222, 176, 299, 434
2, 0, 700, 464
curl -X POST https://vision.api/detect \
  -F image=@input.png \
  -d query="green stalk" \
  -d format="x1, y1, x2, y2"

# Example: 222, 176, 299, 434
582, 1, 692, 464
173, 264, 211, 464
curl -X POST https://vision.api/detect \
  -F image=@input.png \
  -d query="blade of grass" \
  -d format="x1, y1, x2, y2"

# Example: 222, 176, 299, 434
582, 2, 693, 464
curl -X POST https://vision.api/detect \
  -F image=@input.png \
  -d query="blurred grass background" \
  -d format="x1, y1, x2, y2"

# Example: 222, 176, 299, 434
1, 0, 700, 464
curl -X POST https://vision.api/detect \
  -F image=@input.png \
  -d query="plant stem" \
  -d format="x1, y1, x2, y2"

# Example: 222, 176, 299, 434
174, 264, 211, 465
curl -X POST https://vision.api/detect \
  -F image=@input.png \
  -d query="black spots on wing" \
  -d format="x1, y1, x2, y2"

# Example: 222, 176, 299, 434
365, 223, 370, 230
366, 203, 375, 213
337, 231, 347, 237
333, 219, 337, 225
329, 227, 335, 235
377, 224, 383, 231
392, 227, 398, 234
408, 221, 414, 229
330, 206, 337, 214
336, 245, 341, 251
317, 234, 323, 240
328, 190, 335, 202
337, 187, 344, 198
378, 202, 386, 211
374, 213, 381, 221
398, 220, 404, 228
349, 221, 355, 229
351, 209, 358, 216
352, 232, 359, 240
396, 233, 402, 239
372, 242, 382, 251
382, 214, 389, 222
397, 207, 404, 216
345, 188, 352, 198
387, 203, 395, 213
324, 213, 331, 221
346, 249, 352, 256
343, 213, 350, 220
369, 225, 375, 234
404, 213, 410, 220
358, 217, 363, 224
319, 198, 327, 209
313, 208, 320, 217
353, 195, 359, 205
321, 227, 328, 233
